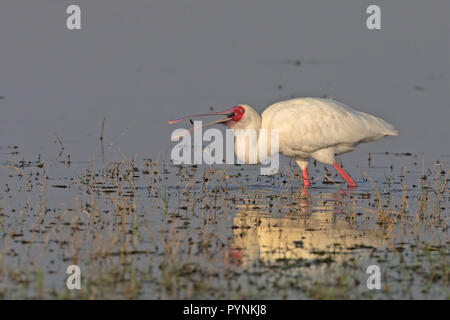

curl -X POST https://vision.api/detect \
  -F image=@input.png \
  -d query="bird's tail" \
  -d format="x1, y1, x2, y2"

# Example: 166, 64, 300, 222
377, 117, 398, 136
358, 112, 399, 138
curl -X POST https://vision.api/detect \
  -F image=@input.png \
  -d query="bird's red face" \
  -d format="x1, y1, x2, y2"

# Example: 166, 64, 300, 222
225, 105, 245, 126
168, 105, 245, 129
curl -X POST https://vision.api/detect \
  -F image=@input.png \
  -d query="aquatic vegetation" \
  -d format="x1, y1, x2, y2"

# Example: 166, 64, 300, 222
0, 151, 448, 299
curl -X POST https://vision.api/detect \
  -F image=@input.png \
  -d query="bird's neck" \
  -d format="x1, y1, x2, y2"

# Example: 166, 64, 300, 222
233, 114, 273, 164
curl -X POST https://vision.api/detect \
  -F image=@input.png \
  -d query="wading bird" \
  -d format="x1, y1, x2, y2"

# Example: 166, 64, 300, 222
169, 98, 398, 187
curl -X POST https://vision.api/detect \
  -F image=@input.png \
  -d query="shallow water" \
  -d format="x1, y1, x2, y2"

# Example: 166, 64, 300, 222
0, 150, 447, 299
0, 1, 449, 299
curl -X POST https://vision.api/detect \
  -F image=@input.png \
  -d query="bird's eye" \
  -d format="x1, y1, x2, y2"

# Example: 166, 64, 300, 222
240, 108, 244, 114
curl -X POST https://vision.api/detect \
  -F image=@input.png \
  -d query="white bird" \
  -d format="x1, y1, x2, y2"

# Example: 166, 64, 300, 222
169, 98, 398, 187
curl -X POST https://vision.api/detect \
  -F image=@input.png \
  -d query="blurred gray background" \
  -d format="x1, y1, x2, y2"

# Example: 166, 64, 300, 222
0, 0, 448, 164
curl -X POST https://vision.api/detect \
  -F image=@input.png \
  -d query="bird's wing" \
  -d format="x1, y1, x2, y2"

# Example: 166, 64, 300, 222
262, 98, 397, 153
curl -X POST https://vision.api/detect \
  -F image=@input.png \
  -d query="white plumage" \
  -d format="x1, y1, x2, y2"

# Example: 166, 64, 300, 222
169, 97, 398, 187
254, 98, 396, 161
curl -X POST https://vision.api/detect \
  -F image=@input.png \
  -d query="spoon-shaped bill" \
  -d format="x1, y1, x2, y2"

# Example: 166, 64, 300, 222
171, 117, 232, 139
168, 108, 235, 124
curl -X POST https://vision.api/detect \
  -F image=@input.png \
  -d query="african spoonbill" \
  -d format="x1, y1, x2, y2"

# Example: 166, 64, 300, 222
169, 98, 398, 187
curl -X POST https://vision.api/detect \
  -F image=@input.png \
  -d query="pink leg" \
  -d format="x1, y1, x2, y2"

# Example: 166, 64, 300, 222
332, 162, 356, 187
301, 168, 311, 187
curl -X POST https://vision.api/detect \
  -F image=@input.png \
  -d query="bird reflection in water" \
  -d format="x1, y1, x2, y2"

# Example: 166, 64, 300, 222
227, 188, 385, 266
